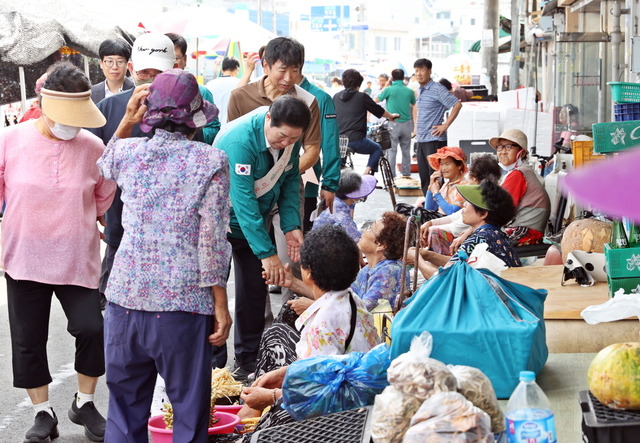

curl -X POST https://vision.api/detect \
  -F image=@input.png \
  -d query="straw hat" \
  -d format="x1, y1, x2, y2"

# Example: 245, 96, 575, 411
40, 88, 106, 128
427, 146, 468, 173
489, 129, 528, 153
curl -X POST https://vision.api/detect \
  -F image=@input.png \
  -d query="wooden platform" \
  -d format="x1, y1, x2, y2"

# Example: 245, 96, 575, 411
501, 265, 639, 353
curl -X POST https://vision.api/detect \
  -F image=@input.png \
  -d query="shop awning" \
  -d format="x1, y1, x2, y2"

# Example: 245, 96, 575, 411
469, 15, 525, 53
469, 29, 510, 53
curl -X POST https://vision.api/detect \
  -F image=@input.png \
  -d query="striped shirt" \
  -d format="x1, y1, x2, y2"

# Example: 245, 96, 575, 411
415, 80, 459, 142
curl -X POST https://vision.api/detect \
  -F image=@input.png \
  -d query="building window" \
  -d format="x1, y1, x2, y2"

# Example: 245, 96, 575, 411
375, 36, 387, 52
471, 18, 476, 26
394, 37, 401, 51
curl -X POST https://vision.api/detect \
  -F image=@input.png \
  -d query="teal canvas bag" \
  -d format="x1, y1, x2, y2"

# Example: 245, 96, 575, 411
389, 256, 548, 398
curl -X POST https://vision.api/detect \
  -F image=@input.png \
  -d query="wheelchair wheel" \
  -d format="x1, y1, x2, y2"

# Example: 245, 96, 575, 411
378, 155, 396, 208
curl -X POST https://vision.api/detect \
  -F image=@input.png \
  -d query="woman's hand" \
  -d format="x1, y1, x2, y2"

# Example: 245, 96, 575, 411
262, 262, 294, 288
405, 246, 420, 266
449, 236, 464, 254
428, 170, 443, 194
208, 286, 232, 346
240, 386, 279, 411
285, 229, 303, 262
115, 85, 151, 138
252, 367, 287, 389
419, 221, 433, 247
287, 296, 313, 315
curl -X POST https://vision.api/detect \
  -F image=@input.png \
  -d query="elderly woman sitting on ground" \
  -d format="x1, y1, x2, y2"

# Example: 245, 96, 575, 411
290, 211, 408, 313
416, 146, 470, 220
312, 169, 377, 243
420, 154, 502, 255
491, 129, 551, 246
236, 225, 380, 435
411, 180, 522, 280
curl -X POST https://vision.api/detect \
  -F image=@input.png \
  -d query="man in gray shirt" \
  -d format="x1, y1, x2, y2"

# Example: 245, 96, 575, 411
412, 58, 462, 193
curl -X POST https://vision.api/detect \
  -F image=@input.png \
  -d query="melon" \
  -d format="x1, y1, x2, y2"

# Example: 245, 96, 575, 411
560, 218, 611, 263
587, 342, 640, 410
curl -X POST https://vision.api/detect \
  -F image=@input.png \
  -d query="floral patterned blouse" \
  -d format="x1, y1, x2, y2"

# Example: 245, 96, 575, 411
294, 289, 380, 359
350, 259, 408, 311
97, 130, 232, 315
450, 224, 522, 268
312, 197, 361, 242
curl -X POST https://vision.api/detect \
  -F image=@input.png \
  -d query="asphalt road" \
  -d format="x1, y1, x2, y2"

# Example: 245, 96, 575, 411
0, 151, 420, 442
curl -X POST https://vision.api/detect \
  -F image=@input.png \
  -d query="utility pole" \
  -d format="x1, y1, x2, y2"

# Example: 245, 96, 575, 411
482, 0, 499, 95
272, 0, 277, 34
509, 0, 521, 89
257, 0, 262, 26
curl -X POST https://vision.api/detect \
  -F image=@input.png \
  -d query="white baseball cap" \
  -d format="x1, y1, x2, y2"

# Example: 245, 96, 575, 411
131, 33, 176, 72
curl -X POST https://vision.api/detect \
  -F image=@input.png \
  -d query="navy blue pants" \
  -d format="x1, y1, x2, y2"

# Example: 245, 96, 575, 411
104, 303, 213, 443
349, 137, 383, 172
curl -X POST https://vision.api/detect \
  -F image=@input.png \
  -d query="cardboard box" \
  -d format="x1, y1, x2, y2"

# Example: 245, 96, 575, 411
395, 187, 422, 196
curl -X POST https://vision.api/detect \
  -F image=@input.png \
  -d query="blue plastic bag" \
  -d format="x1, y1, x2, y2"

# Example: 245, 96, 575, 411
390, 257, 548, 399
282, 344, 391, 421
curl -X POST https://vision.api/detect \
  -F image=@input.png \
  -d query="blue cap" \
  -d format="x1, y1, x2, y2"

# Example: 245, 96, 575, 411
519, 371, 535, 382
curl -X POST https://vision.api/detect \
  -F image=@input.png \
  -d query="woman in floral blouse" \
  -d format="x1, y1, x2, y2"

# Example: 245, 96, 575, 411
236, 225, 380, 428
97, 69, 231, 442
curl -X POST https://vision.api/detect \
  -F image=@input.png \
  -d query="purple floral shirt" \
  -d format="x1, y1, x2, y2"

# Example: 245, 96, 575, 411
97, 130, 232, 314
350, 259, 408, 311
312, 197, 361, 242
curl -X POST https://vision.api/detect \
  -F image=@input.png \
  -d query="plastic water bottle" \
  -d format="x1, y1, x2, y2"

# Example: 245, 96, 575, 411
505, 371, 557, 443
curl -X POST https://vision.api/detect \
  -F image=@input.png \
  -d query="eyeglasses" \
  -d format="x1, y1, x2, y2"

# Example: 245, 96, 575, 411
496, 143, 519, 152
135, 70, 159, 80
102, 59, 127, 68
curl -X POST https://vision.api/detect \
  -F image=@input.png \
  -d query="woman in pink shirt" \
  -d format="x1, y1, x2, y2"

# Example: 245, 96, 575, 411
0, 62, 116, 443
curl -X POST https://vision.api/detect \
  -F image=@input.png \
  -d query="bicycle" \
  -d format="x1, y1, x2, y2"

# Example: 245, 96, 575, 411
339, 121, 397, 208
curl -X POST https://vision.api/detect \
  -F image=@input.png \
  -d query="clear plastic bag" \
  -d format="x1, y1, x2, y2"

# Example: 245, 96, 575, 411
387, 332, 457, 401
448, 365, 505, 433
403, 391, 493, 443
371, 386, 422, 443
282, 344, 390, 421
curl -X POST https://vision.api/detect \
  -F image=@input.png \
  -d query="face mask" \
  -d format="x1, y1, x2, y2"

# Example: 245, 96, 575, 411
499, 157, 523, 174
48, 119, 81, 140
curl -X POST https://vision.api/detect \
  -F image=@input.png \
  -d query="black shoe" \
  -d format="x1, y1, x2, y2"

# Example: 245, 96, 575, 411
232, 365, 254, 385
24, 410, 59, 443
68, 394, 105, 442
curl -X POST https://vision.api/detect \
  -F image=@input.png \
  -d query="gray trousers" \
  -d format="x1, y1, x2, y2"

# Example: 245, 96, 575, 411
388, 119, 414, 177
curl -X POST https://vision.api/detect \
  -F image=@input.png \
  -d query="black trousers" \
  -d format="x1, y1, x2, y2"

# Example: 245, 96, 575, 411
416, 140, 448, 194
6, 273, 105, 389
228, 236, 269, 372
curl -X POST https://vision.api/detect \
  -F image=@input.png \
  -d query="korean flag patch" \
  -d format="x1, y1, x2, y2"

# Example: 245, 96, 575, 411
235, 164, 251, 175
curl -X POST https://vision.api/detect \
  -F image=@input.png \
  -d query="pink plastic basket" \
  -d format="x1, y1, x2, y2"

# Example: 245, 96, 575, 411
148, 412, 240, 443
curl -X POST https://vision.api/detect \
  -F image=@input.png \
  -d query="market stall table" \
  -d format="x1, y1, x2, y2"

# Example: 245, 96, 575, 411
501, 264, 639, 353
498, 352, 595, 443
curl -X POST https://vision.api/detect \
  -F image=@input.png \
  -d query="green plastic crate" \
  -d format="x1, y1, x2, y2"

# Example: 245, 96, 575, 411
592, 120, 640, 153
607, 275, 640, 297
605, 243, 640, 278
608, 81, 640, 103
